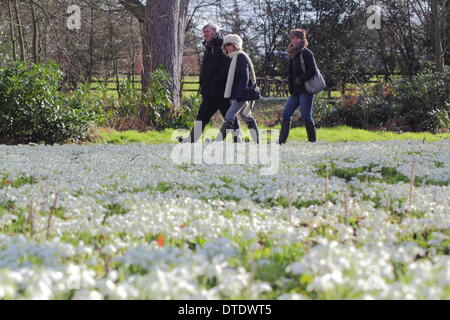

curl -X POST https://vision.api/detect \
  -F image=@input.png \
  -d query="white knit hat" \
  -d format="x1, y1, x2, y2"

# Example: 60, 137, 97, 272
223, 34, 243, 49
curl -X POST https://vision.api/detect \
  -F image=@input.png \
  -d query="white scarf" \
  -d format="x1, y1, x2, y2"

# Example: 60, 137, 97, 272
224, 50, 257, 99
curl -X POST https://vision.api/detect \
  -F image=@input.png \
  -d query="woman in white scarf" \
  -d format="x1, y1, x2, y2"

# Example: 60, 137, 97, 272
215, 34, 260, 143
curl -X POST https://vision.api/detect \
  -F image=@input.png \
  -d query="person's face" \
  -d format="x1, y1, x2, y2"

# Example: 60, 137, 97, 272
223, 44, 237, 55
291, 36, 304, 47
203, 26, 217, 42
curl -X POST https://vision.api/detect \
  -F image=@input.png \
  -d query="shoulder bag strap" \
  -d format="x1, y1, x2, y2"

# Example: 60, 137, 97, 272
299, 52, 306, 73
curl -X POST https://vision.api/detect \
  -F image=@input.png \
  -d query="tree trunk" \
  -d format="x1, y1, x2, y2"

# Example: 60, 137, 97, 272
431, 0, 444, 72
87, 5, 94, 83
141, 0, 190, 112
13, 0, 25, 61
7, 0, 17, 61
41, 19, 48, 62
29, 1, 39, 63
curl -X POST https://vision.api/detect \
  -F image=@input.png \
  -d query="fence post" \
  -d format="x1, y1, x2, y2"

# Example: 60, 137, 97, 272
263, 77, 270, 97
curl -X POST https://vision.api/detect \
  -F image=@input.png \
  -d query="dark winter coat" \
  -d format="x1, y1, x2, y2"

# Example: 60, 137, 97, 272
288, 47, 318, 95
199, 34, 231, 99
230, 54, 254, 101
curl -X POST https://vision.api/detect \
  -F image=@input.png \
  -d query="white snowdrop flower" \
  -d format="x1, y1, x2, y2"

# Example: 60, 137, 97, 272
0, 141, 449, 299
106, 270, 119, 282
307, 271, 343, 292
72, 289, 104, 300
26, 279, 53, 300
257, 259, 270, 266
205, 261, 227, 279
76, 245, 93, 256
249, 242, 262, 252
272, 247, 283, 255
102, 245, 117, 256
0, 272, 17, 299
277, 293, 308, 300
110, 285, 128, 300
363, 274, 389, 292
0, 285, 16, 299
250, 282, 272, 296
286, 262, 307, 275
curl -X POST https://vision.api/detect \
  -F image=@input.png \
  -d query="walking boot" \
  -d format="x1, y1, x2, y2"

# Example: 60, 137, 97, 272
233, 119, 243, 143
305, 122, 317, 143
178, 120, 206, 143
246, 119, 260, 144
278, 118, 291, 144
216, 121, 234, 142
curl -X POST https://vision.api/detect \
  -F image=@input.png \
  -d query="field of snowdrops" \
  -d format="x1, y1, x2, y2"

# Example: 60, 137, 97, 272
0, 139, 449, 300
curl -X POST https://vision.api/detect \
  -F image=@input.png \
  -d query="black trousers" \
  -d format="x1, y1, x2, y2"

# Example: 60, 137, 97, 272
185, 97, 241, 143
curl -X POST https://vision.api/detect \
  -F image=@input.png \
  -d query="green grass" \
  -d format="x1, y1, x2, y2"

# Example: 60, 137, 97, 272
314, 162, 449, 186
93, 128, 175, 144
1, 175, 37, 189
284, 126, 450, 142
92, 126, 450, 145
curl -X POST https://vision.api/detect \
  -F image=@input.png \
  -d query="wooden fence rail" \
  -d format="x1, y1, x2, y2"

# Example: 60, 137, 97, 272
89, 74, 382, 101
88, 75, 295, 97
184, 77, 292, 97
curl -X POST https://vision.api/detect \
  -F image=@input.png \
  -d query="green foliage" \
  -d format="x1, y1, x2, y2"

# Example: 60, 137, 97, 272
145, 69, 201, 130
156, 181, 172, 193
117, 78, 143, 119
310, 98, 335, 126
143, 68, 174, 130
0, 175, 37, 189
103, 68, 199, 131
178, 93, 202, 128
325, 68, 450, 132
104, 203, 129, 216
314, 162, 448, 187
393, 67, 450, 132
327, 84, 394, 129
0, 62, 104, 144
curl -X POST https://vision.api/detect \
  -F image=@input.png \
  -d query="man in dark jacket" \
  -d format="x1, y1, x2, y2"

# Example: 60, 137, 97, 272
178, 24, 241, 143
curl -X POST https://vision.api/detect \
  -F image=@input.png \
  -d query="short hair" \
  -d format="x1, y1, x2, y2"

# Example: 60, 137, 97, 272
203, 23, 220, 33
290, 28, 307, 40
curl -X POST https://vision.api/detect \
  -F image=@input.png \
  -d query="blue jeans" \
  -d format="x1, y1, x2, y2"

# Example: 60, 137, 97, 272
224, 100, 254, 124
282, 93, 315, 125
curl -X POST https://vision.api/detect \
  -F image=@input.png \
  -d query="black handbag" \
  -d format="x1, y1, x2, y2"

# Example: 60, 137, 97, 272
243, 83, 261, 101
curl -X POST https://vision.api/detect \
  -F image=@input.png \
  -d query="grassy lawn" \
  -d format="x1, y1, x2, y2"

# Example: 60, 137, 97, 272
92, 126, 450, 145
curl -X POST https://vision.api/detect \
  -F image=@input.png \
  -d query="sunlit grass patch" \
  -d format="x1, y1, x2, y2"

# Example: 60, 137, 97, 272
0, 175, 38, 189
92, 126, 450, 145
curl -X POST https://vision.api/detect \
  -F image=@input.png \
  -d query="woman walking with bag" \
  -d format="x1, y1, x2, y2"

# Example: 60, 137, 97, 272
215, 34, 260, 144
279, 29, 320, 144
